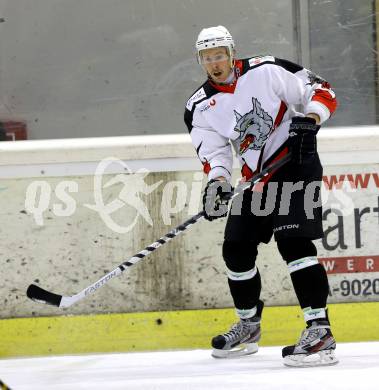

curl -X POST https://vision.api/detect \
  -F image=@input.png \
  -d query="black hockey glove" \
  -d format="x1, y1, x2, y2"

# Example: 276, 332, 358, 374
202, 179, 234, 221
288, 116, 320, 165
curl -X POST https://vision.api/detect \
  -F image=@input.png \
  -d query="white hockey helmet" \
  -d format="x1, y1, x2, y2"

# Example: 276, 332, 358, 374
195, 25, 235, 64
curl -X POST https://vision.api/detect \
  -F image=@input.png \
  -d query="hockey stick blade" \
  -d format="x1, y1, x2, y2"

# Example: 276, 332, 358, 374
26, 284, 62, 307
0, 378, 12, 390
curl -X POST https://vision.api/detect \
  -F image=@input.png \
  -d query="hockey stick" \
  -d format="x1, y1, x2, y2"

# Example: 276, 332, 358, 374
26, 152, 291, 308
0, 379, 12, 390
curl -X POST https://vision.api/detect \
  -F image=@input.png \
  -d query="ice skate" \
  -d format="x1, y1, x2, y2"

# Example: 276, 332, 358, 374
282, 320, 338, 367
211, 301, 263, 358
211, 318, 261, 358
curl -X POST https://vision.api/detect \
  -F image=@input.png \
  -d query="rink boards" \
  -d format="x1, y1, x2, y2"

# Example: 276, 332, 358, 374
0, 127, 378, 358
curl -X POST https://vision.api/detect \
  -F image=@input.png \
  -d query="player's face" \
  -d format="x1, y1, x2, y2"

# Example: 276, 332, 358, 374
200, 47, 232, 83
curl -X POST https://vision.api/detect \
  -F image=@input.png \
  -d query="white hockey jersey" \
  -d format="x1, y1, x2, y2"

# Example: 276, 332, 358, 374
184, 56, 337, 182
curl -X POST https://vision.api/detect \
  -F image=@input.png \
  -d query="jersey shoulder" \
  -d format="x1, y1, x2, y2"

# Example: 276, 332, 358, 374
242, 55, 304, 74
185, 81, 220, 111
247, 55, 276, 67
185, 84, 207, 111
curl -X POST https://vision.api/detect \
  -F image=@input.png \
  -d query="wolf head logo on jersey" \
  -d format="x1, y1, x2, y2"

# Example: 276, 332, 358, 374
234, 97, 273, 154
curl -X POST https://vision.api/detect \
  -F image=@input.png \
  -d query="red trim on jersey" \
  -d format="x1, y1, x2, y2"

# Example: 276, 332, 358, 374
312, 89, 337, 114
274, 101, 288, 129
209, 60, 244, 94
241, 162, 254, 179
242, 147, 289, 185
234, 60, 244, 76
203, 160, 211, 174
321, 81, 331, 89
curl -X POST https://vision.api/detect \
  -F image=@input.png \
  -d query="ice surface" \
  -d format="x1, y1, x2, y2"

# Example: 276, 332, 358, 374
0, 342, 378, 389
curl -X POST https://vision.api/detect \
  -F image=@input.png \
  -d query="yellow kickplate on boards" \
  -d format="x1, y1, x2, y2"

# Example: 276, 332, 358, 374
0, 302, 377, 358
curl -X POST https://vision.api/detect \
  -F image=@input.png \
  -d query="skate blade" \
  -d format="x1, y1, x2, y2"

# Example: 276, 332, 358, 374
284, 349, 338, 367
211, 342, 258, 359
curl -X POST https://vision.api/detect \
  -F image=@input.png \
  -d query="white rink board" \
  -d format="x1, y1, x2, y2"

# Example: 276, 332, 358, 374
0, 342, 378, 390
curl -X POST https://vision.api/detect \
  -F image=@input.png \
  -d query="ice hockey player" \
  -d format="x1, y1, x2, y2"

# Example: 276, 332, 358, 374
184, 25, 338, 367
